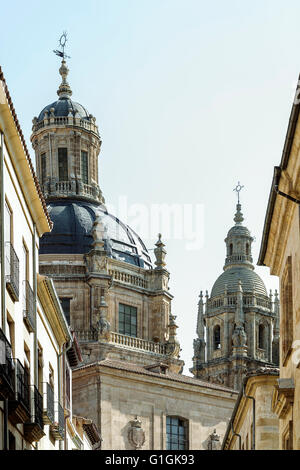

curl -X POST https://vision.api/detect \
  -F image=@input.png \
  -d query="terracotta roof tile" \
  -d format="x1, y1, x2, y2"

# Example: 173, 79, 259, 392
75, 359, 237, 394
0, 66, 52, 230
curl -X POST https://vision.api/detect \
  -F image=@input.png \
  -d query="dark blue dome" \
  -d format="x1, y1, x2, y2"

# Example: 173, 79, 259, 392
37, 97, 90, 122
40, 200, 153, 269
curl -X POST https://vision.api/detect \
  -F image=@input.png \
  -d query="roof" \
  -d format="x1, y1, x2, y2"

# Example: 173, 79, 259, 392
67, 331, 83, 367
37, 97, 90, 122
74, 358, 238, 395
40, 199, 153, 269
0, 66, 52, 232
258, 75, 300, 266
211, 266, 267, 298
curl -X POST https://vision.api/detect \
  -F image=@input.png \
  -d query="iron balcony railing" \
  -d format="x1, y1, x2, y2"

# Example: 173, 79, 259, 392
43, 382, 55, 425
50, 401, 65, 440
5, 242, 20, 302
23, 280, 35, 332
31, 385, 44, 430
14, 359, 30, 413
0, 328, 15, 400
57, 402, 64, 438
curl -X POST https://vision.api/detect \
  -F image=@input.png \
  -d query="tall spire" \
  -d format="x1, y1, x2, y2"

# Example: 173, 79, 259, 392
53, 32, 72, 99
196, 291, 205, 339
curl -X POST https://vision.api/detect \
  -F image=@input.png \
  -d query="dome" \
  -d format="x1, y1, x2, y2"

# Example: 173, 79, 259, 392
40, 200, 153, 269
37, 97, 90, 122
226, 224, 251, 238
211, 266, 268, 298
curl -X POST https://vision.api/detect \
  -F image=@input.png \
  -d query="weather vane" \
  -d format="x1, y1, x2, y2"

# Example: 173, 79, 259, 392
53, 32, 71, 60
233, 181, 244, 204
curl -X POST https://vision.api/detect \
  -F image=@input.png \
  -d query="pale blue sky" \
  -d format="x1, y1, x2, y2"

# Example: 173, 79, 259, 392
1, 0, 299, 373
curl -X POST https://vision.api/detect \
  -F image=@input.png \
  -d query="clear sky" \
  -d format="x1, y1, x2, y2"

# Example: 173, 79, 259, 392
1, 0, 298, 373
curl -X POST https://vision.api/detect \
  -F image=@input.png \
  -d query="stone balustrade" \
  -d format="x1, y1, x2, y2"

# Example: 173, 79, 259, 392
32, 115, 99, 135
74, 329, 167, 355
110, 332, 167, 354
109, 269, 148, 289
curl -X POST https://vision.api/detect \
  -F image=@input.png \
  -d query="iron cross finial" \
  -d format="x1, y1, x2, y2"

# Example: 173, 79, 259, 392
233, 181, 244, 204
53, 31, 71, 60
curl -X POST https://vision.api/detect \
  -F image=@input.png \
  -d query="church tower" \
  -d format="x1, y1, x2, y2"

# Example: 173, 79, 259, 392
191, 189, 279, 390
31, 37, 183, 374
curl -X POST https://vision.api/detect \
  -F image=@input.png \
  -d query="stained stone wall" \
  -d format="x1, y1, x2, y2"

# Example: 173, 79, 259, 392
72, 360, 238, 450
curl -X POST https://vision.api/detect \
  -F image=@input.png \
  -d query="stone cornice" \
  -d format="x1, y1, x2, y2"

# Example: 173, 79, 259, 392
272, 377, 295, 418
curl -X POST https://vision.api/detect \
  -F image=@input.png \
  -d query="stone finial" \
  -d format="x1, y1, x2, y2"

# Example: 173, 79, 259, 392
154, 233, 167, 269
57, 59, 72, 98
166, 314, 180, 358
235, 279, 244, 326
269, 289, 273, 301
197, 291, 205, 339
234, 203, 244, 225
91, 211, 107, 249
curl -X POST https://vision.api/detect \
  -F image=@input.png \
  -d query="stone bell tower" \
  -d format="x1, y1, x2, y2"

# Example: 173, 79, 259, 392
31, 55, 104, 205
32, 38, 183, 375
191, 187, 280, 391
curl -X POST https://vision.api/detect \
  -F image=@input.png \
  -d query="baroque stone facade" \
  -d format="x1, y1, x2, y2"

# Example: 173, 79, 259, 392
191, 202, 280, 390
30, 54, 238, 449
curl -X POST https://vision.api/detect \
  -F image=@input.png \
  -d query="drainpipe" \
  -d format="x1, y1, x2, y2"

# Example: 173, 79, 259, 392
0, 130, 8, 451
230, 420, 241, 450
243, 383, 256, 450
0, 131, 5, 334
32, 224, 39, 450
32, 224, 38, 388
274, 174, 300, 205
58, 338, 73, 450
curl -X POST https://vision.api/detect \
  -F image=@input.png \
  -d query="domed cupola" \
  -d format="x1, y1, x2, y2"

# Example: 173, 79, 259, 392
224, 203, 254, 271
210, 201, 267, 298
31, 44, 104, 205
33, 34, 153, 269
191, 183, 279, 390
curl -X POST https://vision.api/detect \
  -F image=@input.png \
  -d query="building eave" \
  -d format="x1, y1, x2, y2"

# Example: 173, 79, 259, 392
0, 66, 52, 236
257, 76, 300, 267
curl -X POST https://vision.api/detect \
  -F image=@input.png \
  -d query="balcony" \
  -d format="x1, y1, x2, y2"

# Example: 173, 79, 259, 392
43, 382, 55, 425
5, 242, 20, 302
24, 386, 45, 443
8, 359, 30, 425
0, 329, 15, 400
23, 280, 35, 332
50, 402, 65, 440
110, 332, 167, 355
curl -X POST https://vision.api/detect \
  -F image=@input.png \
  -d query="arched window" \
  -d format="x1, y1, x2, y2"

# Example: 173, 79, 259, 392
246, 243, 249, 256
258, 324, 265, 349
229, 243, 233, 255
81, 150, 88, 184
213, 325, 221, 350
166, 416, 188, 450
58, 148, 68, 181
